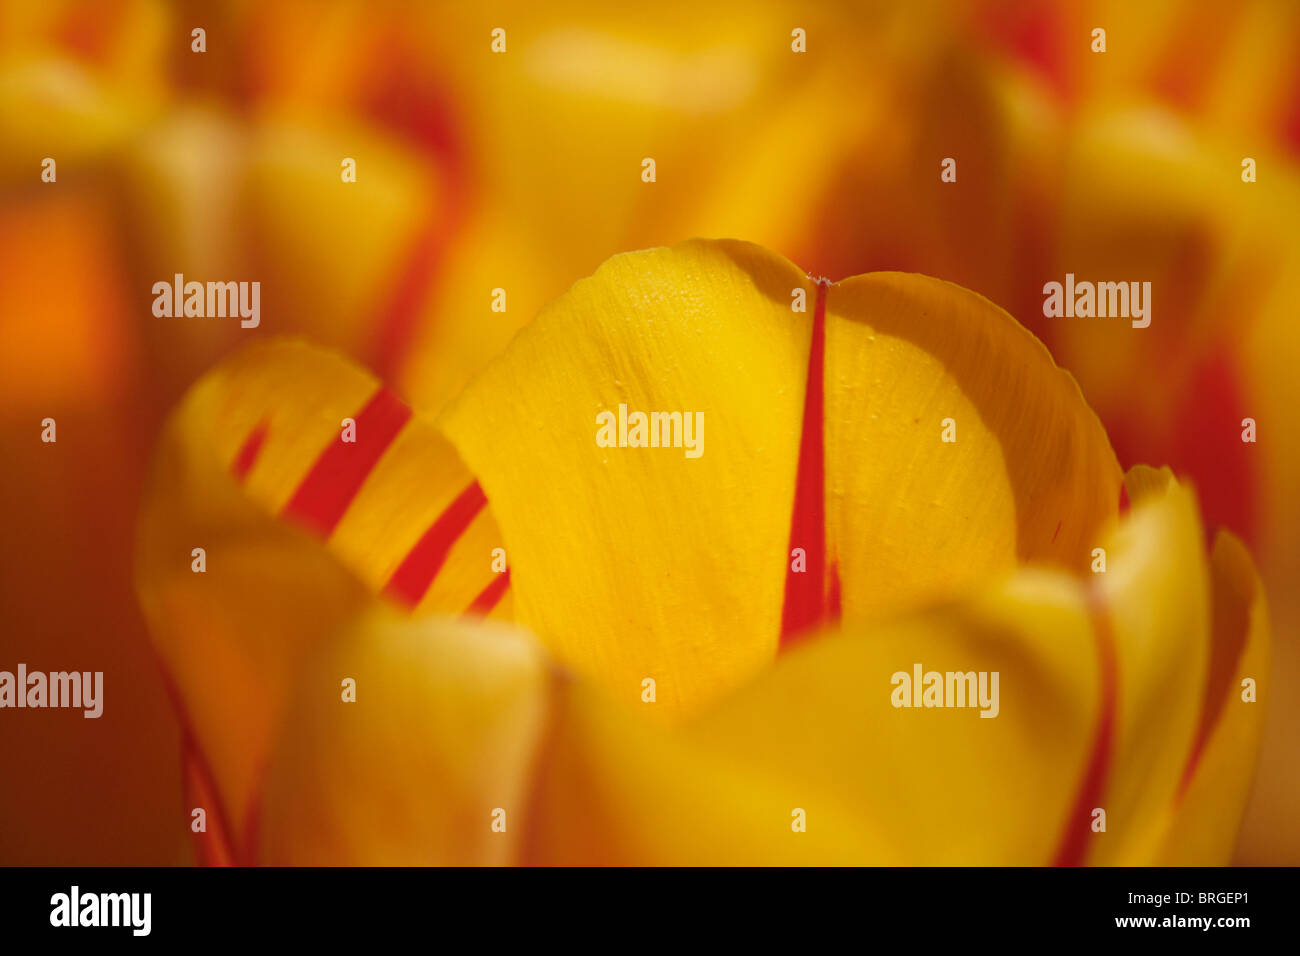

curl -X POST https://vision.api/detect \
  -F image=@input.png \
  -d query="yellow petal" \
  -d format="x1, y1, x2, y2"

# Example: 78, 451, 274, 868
257, 609, 553, 865
531, 472, 1224, 865
440, 239, 1120, 718
241, 114, 446, 369
395, 2, 873, 416
440, 240, 810, 717
529, 569, 1102, 865
0, 55, 152, 181
826, 271, 1119, 621
136, 338, 510, 850
1157, 531, 1270, 865
1080, 475, 1209, 865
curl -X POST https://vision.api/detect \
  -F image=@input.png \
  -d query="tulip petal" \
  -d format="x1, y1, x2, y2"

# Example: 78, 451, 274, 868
528, 472, 1217, 865
136, 339, 509, 850
440, 240, 812, 716
527, 570, 1101, 865
181, 738, 238, 867
242, 114, 446, 370
257, 609, 552, 865
1068, 470, 1210, 865
143, 338, 509, 615
825, 272, 1120, 622
1157, 530, 1270, 865
440, 239, 1120, 716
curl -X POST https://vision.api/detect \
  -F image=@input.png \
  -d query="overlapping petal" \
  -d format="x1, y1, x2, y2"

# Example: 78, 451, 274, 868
135, 339, 510, 855
527, 570, 1101, 865
527, 469, 1261, 865
258, 610, 552, 866
1157, 530, 1270, 864
131, 242, 1268, 867
439, 239, 1121, 717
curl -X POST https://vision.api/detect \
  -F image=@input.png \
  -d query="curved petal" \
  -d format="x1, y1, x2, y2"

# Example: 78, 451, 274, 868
258, 609, 553, 865
1078, 469, 1209, 865
826, 271, 1119, 621
441, 240, 812, 717
527, 469, 1222, 865
136, 338, 510, 853
526, 570, 1101, 865
241, 113, 447, 369
439, 239, 1120, 717
1157, 530, 1270, 865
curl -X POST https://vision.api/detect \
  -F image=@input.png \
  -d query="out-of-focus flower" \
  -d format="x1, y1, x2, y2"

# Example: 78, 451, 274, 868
970, 0, 1300, 157
136, 241, 1267, 864
0, 0, 460, 864
791, 5, 1300, 864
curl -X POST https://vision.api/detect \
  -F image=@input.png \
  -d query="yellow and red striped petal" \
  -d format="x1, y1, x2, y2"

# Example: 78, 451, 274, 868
1065, 468, 1208, 864
166, 338, 509, 617
439, 239, 1121, 718
527, 470, 1244, 865
1157, 530, 1270, 865
527, 571, 1101, 865
136, 338, 511, 849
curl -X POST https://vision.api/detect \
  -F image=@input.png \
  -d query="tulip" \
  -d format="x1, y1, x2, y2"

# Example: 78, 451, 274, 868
6, 0, 1287, 867
790, 11, 1300, 863
136, 240, 1267, 864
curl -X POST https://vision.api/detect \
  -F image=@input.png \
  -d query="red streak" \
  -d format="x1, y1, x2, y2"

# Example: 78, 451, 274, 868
1177, 734, 1208, 802
1284, 59, 1300, 158
282, 388, 411, 539
370, 223, 449, 380
156, 654, 239, 866
465, 569, 511, 617
1176, 556, 1253, 800
56, 0, 124, 64
1053, 598, 1119, 866
382, 481, 488, 608
972, 1, 1075, 102
231, 421, 269, 482
181, 735, 237, 867
780, 281, 839, 650
1169, 353, 1257, 548
362, 43, 469, 378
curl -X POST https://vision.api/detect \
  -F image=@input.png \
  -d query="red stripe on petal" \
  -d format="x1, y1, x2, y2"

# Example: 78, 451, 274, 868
1053, 597, 1119, 866
383, 480, 487, 608
465, 569, 511, 617
780, 281, 836, 650
282, 388, 411, 538
370, 221, 449, 381
180, 734, 238, 867
231, 420, 269, 482
361, 41, 469, 379
1176, 548, 1253, 800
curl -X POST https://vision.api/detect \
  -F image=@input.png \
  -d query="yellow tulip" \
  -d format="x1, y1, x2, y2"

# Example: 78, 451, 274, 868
135, 240, 1267, 864
786, 7, 1300, 862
